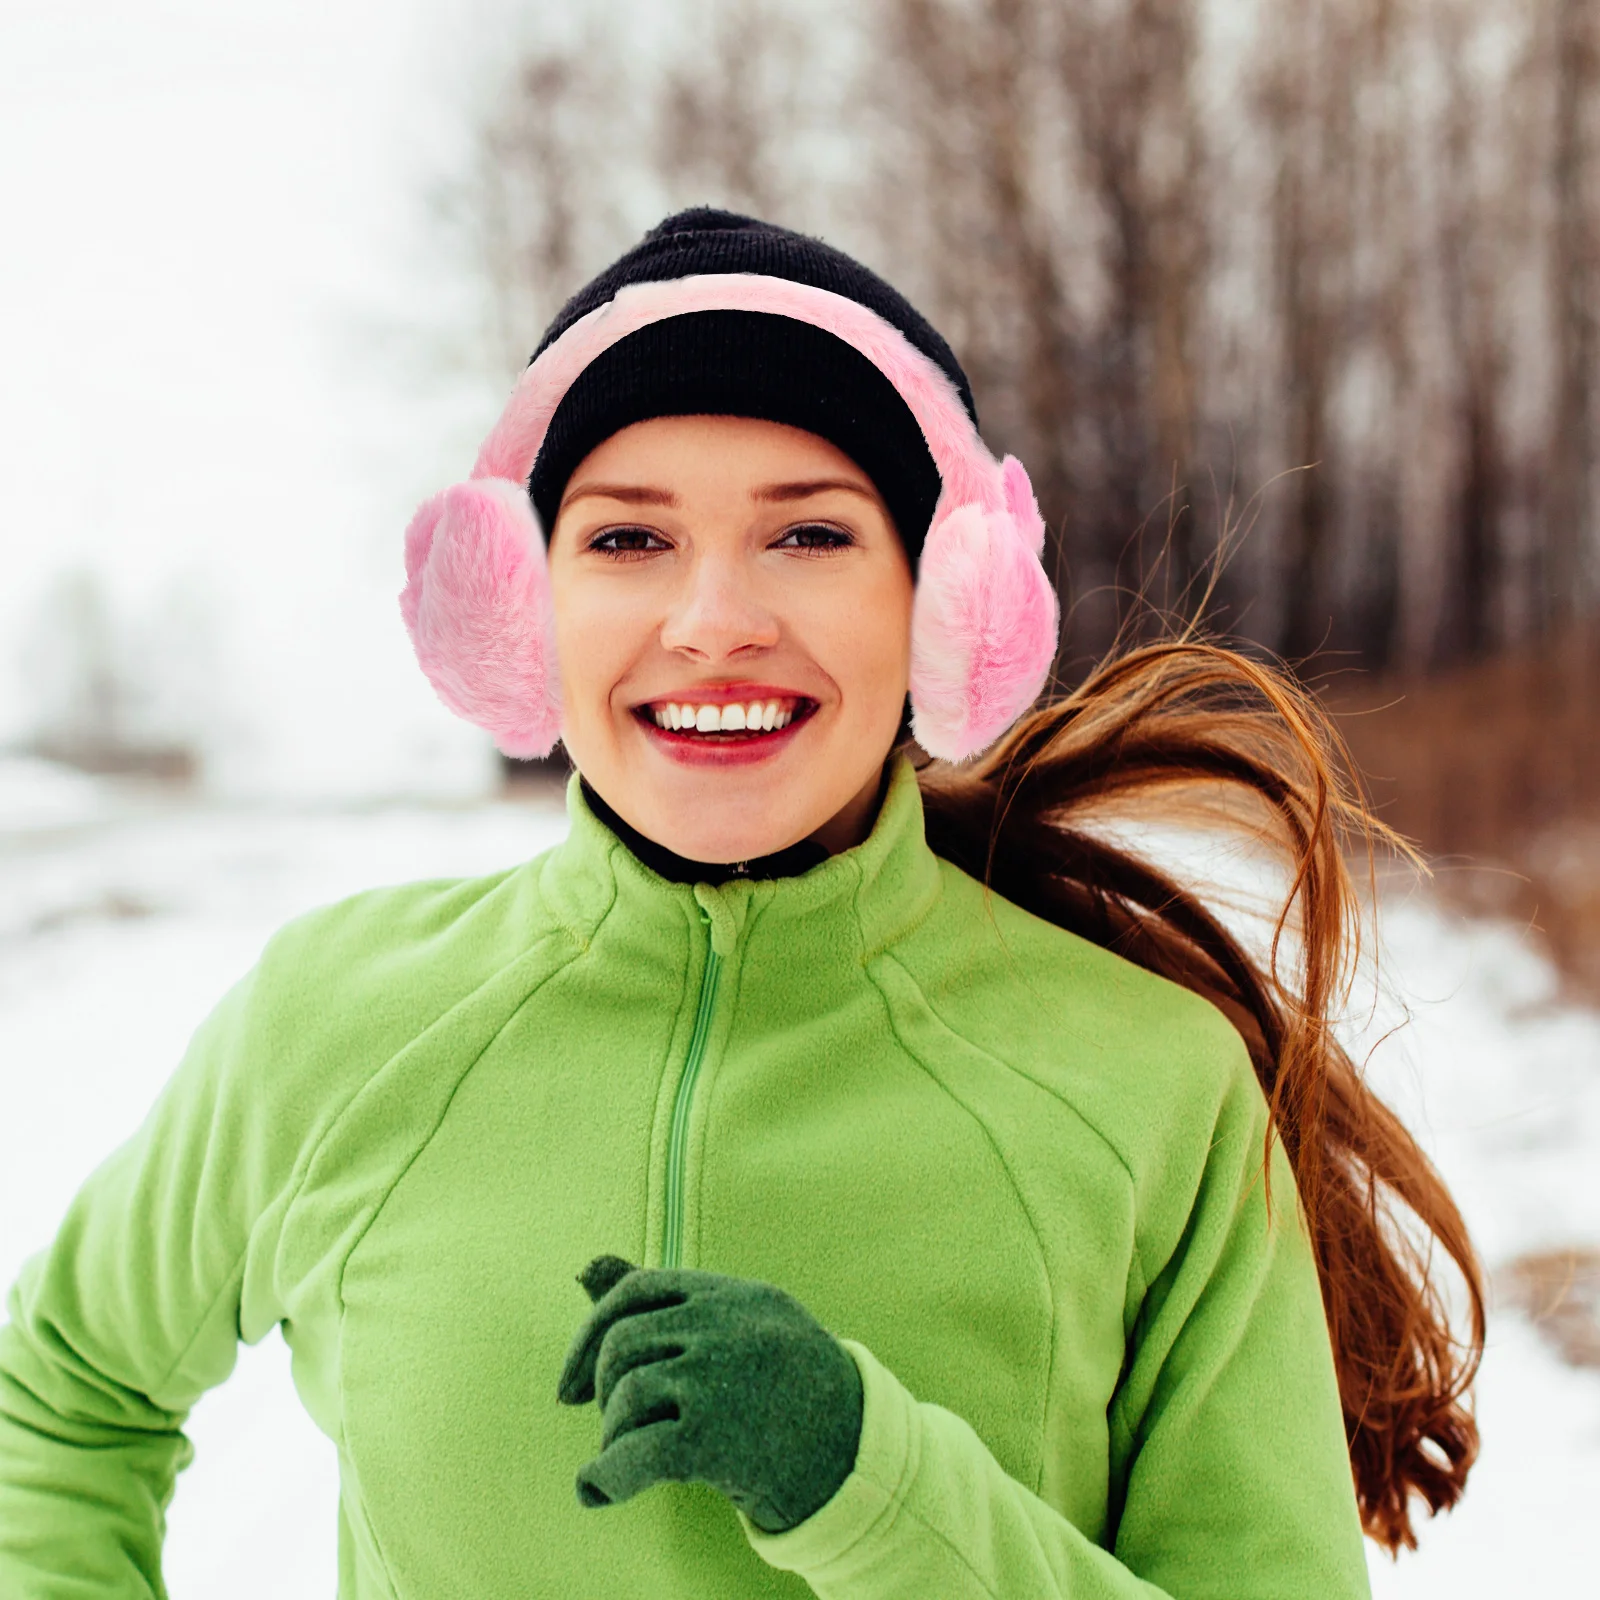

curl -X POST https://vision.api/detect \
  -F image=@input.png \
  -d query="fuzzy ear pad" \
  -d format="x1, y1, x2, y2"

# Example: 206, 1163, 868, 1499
908, 456, 1058, 762
400, 476, 563, 760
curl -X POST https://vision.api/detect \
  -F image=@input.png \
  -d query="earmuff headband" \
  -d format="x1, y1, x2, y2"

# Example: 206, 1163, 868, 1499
477, 274, 998, 516
401, 274, 1059, 763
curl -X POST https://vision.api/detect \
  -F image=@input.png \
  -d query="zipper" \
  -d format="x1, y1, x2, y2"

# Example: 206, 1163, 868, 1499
662, 920, 723, 1269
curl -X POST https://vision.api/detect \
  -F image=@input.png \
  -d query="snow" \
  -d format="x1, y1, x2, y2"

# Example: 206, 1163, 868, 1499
1, 765, 1596, 1594
1353, 898, 1600, 1593
0, 756, 119, 834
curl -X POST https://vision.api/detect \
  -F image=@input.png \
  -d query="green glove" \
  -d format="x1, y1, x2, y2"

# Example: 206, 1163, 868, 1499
556, 1255, 863, 1534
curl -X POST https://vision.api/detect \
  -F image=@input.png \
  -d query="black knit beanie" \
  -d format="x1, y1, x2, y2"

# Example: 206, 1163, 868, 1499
526, 208, 978, 565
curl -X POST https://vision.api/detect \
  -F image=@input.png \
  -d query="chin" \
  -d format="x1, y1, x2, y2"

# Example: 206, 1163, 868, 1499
578, 718, 872, 864
643, 801, 812, 865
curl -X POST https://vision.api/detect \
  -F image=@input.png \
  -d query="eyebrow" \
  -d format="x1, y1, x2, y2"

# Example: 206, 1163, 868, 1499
753, 479, 878, 504
560, 483, 680, 509
561, 477, 880, 513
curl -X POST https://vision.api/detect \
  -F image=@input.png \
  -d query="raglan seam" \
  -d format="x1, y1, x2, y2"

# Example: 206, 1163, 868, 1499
876, 947, 1152, 1305
147, 922, 583, 1404
330, 940, 588, 1597
330, 944, 587, 1302
861, 962, 1058, 1496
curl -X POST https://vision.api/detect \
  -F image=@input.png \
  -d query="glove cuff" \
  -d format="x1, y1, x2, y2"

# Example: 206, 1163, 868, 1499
737, 1339, 918, 1574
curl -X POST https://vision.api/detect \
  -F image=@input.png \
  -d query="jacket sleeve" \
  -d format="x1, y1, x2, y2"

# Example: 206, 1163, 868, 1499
0, 909, 362, 1598
740, 1064, 1373, 1600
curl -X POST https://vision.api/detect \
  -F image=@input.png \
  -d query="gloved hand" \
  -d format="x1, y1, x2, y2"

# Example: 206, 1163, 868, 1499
556, 1255, 864, 1534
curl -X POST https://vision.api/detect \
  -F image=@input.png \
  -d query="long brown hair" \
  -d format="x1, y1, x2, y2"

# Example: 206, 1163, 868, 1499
915, 637, 1484, 1554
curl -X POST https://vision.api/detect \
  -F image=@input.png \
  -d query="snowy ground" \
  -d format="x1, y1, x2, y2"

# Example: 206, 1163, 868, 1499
1, 758, 1597, 1595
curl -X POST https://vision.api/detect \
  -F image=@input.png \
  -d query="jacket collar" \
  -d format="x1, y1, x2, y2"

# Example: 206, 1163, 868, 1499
537, 753, 943, 963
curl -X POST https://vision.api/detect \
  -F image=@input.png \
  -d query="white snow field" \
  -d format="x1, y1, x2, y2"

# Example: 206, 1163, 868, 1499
1, 764, 1597, 1596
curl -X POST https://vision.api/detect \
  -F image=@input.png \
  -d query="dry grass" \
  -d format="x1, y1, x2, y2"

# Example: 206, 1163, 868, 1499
1324, 630, 1600, 996
1498, 1249, 1600, 1369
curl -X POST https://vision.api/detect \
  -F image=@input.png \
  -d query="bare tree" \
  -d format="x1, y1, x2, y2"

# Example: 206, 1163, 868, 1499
22, 571, 200, 782
653, 0, 820, 219
1546, 0, 1600, 622
466, 0, 1600, 683
1056, 0, 1207, 621
472, 29, 643, 382
873, 0, 1212, 662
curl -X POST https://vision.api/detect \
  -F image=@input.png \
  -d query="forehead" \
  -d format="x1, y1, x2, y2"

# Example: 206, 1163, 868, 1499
566, 415, 876, 496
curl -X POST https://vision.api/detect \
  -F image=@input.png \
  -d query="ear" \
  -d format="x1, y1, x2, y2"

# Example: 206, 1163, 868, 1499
399, 477, 564, 760
908, 462, 1058, 762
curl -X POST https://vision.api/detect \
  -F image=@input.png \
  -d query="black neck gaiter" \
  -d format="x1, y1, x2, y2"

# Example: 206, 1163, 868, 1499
578, 779, 830, 887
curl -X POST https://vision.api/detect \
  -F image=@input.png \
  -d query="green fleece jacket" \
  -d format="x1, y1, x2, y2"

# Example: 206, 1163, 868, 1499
0, 756, 1371, 1599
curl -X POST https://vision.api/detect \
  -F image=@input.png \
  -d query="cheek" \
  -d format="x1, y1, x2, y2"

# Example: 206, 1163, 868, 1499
807, 564, 914, 719
547, 566, 651, 735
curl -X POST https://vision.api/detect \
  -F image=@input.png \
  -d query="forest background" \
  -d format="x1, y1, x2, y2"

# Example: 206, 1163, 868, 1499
466, 0, 1600, 984
13, 0, 1599, 977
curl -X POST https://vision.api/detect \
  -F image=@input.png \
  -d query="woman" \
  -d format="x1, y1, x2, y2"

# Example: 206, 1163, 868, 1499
0, 209, 1481, 1598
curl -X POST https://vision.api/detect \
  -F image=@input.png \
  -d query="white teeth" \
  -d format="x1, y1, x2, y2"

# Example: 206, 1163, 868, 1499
651, 698, 801, 732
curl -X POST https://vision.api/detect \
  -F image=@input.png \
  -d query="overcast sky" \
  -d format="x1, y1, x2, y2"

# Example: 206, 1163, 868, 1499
0, 0, 539, 795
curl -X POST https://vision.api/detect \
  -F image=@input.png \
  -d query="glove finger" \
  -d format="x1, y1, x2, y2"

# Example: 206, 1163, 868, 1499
593, 1302, 697, 1412
557, 1269, 697, 1405
598, 1359, 689, 1451
577, 1254, 638, 1304
576, 1362, 692, 1510
575, 1413, 689, 1508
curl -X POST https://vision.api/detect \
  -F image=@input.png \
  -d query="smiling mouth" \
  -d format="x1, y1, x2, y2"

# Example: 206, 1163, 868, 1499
633, 695, 817, 738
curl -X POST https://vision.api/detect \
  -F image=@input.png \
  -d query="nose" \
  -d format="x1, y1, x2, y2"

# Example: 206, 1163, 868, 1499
658, 548, 780, 663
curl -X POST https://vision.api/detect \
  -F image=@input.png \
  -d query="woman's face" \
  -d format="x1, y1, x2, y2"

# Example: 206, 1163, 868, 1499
547, 414, 915, 864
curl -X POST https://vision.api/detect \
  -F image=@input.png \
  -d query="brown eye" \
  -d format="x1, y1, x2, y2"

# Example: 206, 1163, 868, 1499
774, 522, 856, 551
588, 526, 669, 557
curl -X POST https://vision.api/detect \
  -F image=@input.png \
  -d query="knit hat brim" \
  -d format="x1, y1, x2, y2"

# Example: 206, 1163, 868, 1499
473, 273, 1000, 515
527, 310, 941, 563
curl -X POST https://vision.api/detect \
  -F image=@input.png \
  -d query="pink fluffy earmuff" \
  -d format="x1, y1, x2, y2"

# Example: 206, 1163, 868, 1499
400, 274, 1059, 763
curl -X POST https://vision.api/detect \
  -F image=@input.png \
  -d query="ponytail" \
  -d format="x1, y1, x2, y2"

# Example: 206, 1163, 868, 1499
916, 638, 1484, 1553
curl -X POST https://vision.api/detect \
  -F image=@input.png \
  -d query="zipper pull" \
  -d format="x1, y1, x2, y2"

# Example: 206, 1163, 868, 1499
692, 883, 740, 958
